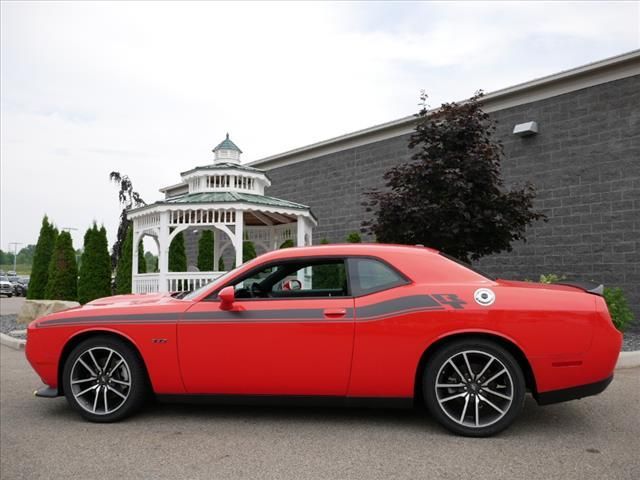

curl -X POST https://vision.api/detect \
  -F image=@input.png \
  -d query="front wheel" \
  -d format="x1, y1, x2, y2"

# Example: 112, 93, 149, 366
62, 335, 148, 422
423, 339, 526, 437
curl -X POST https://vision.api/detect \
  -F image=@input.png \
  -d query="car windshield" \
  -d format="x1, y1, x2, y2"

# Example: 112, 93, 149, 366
439, 252, 496, 281
180, 269, 239, 301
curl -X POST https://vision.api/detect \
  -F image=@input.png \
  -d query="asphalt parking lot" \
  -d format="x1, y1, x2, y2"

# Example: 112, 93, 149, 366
1, 345, 638, 480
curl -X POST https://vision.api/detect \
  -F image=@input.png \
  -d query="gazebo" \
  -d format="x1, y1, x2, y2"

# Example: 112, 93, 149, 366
127, 134, 316, 294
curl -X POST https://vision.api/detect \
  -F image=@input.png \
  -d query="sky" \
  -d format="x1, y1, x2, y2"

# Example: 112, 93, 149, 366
1, 0, 639, 254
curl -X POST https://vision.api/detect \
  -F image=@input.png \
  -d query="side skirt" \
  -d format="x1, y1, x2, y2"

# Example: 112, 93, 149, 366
156, 394, 414, 409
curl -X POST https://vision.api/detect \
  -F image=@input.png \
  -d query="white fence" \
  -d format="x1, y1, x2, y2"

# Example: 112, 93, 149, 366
133, 271, 226, 294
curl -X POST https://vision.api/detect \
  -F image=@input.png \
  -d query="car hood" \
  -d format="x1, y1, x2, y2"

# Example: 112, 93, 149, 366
85, 292, 179, 307
31, 292, 190, 328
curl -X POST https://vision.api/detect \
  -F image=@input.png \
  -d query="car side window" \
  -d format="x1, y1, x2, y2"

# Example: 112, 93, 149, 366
348, 257, 408, 296
231, 259, 349, 299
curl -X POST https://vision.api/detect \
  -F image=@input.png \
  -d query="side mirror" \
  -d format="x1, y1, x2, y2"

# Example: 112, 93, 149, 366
283, 279, 302, 291
219, 286, 235, 310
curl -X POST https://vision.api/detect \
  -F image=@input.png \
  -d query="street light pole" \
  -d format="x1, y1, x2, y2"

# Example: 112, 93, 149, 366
8, 242, 22, 273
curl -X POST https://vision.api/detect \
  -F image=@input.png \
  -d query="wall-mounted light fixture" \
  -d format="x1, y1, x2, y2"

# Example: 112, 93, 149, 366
513, 121, 538, 137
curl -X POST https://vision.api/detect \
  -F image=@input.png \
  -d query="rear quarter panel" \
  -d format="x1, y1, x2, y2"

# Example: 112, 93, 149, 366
348, 251, 601, 398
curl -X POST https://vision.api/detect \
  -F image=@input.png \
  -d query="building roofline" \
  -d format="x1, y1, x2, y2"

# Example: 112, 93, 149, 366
159, 182, 187, 193
249, 49, 640, 170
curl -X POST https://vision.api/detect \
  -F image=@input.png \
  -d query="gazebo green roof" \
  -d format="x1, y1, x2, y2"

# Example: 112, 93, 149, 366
129, 192, 315, 219
166, 191, 309, 210
213, 133, 243, 153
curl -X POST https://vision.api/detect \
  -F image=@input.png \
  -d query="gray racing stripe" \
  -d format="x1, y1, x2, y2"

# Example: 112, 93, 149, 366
37, 295, 444, 327
356, 295, 444, 319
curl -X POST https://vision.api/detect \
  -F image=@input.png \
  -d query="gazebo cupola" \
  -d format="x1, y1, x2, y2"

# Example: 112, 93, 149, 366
213, 133, 242, 163
127, 133, 316, 294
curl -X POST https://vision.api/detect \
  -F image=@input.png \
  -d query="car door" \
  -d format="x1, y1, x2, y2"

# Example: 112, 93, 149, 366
178, 257, 355, 396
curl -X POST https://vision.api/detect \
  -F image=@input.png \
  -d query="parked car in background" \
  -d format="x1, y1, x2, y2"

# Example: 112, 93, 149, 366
0, 275, 13, 297
8, 276, 27, 296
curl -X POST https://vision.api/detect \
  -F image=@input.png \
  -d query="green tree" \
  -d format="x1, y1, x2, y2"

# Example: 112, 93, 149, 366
280, 239, 294, 249
197, 230, 214, 271
169, 232, 187, 272
109, 172, 146, 270
144, 252, 158, 272
45, 231, 78, 301
363, 92, 546, 263
218, 257, 225, 271
243, 241, 257, 262
16, 245, 36, 265
346, 232, 361, 243
115, 224, 133, 294
138, 241, 147, 274
28, 216, 59, 299
78, 224, 112, 304
230, 241, 258, 269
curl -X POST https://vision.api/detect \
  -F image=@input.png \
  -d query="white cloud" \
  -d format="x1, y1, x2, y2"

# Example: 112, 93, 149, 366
1, 1, 638, 251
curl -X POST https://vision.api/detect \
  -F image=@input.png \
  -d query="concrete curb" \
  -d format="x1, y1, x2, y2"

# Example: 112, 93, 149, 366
0, 332, 25, 350
616, 351, 640, 369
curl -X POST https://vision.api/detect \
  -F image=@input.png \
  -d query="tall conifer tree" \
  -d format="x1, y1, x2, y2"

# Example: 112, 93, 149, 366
28, 216, 59, 299
45, 231, 78, 301
78, 224, 112, 303
197, 230, 214, 271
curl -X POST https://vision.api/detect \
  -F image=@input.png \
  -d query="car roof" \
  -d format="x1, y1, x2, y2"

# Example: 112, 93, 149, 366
256, 243, 439, 261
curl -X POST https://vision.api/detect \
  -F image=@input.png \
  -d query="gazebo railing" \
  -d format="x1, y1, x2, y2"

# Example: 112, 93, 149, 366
133, 273, 160, 294
133, 272, 226, 294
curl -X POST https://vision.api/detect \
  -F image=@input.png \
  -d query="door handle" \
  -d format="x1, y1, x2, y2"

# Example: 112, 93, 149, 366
324, 308, 346, 318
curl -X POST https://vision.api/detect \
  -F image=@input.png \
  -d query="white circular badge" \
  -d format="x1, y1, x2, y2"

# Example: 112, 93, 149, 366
474, 288, 495, 306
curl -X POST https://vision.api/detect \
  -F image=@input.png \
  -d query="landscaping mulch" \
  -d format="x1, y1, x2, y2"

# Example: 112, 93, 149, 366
1, 314, 19, 335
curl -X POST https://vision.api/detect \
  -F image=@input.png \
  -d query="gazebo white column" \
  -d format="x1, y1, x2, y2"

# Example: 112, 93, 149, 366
234, 209, 244, 268
158, 211, 170, 293
296, 215, 312, 247
132, 236, 139, 279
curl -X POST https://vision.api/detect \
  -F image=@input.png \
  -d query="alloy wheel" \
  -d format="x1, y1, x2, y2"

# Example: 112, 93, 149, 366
69, 347, 132, 415
434, 350, 514, 429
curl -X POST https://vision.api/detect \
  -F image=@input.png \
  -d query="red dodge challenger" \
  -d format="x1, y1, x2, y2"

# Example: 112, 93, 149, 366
26, 244, 622, 436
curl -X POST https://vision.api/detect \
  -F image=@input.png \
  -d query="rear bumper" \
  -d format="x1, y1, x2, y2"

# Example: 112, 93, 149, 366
534, 374, 613, 406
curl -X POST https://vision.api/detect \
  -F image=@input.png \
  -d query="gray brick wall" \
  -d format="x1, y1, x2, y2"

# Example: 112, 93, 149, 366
263, 75, 640, 317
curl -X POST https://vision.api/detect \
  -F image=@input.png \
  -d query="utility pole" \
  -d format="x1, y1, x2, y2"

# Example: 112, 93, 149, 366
8, 242, 22, 273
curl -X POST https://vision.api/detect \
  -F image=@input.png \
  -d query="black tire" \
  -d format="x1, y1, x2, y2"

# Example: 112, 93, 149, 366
62, 335, 149, 422
423, 338, 526, 437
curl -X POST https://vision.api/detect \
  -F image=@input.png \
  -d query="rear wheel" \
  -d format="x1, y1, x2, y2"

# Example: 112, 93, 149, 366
423, 339, 526, 437
62, 335, 148, 422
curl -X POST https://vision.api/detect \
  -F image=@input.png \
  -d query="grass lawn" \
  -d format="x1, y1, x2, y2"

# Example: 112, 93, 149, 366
0, 264, 32, 276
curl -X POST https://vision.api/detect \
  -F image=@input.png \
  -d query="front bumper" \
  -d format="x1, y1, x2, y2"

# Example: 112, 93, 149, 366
534, 374, 613, 406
